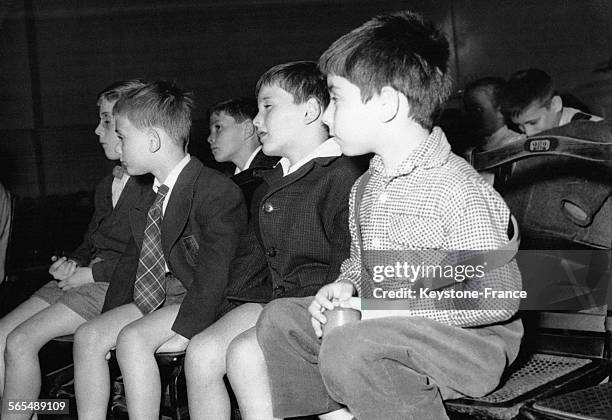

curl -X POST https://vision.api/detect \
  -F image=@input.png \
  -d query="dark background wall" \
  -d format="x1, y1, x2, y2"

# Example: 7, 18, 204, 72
1, 0, 611, 198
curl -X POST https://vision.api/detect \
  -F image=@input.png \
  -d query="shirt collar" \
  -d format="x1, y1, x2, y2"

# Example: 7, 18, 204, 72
235, 146, 262, 175
278, 138, 342, 176
153, 153, 191, 193
369, 127, 451, 178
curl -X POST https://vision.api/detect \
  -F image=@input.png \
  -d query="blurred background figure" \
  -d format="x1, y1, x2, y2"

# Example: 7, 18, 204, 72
463, 77, 524, 185
502, 68, 602, 136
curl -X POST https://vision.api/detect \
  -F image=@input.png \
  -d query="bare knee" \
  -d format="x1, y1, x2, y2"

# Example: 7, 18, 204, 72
115, 323, 151, 363
5, 328, 38, 362
185, 331, 227, 379
226, 333, 260, 381
0, 321, 15, 352
74, 322, 109, 357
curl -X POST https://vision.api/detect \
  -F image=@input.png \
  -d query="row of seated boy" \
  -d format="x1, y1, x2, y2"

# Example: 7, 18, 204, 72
0, 10, 528, 420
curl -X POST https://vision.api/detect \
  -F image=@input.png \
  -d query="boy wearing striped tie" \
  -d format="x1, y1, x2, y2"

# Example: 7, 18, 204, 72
73, 80, 247, 420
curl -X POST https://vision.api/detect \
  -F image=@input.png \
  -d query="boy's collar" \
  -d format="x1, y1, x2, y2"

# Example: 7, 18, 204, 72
370, 127, 451, 178
277, 138, 341, 176
153, 153, 191, 193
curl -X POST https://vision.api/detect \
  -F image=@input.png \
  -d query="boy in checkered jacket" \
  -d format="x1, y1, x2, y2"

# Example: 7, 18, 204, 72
250, 11, 523, 420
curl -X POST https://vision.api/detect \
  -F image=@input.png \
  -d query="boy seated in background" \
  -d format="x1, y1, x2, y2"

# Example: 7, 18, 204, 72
207, 97, 279, 210
0, 80, 151, 420
502, 68, 601, 136
463, 77, 524, 185
184, 61, 362, 420
255, 11, 523, 420
73, 80, 247, 420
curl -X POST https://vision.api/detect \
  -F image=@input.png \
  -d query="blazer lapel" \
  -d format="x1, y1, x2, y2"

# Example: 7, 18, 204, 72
113, 176, 134, 211
261, 155, 337, 199
161, 158, 201, 257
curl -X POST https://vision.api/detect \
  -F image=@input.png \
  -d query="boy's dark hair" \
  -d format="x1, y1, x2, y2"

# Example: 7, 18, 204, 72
502, 68, 555, 119
319, 10, 451, 130
97, 79, 148, 106
207, 97, 258, 123
113, 80, 194, 147
256, 61, 330, 109
463, 77, 506, 109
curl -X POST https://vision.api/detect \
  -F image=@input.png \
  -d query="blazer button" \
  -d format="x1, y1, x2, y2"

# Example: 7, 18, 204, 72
262, 202, 274, 213
273, 285, 285, 298
265, 247, 277, 257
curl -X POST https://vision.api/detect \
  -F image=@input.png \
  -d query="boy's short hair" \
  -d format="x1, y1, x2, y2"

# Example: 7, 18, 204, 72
319, 10, 451, 130
113, 80, 194, 147
502, 68, 555, 119
207, 97, 258, 123
463, 77, 506, 109
96, 79, 148, 106
255, 61, 330, 109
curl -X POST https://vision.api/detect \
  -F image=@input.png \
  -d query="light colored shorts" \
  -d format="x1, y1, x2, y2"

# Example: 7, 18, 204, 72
32, 281, 109, 320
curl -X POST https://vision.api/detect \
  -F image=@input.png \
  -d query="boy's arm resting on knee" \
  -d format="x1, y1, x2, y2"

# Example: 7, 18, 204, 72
171, 182, 247, 339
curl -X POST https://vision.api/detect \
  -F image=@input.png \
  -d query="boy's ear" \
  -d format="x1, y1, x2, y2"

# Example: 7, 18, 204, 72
243, 119, 256, 140
148, 128, 162, 153
378, 86, 400, 123
304, 97, 322, 125
550, 95, 562, 113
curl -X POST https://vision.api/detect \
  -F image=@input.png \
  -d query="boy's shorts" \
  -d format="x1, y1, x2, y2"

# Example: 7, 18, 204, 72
163, 274, 187, 307
33, 281, 109, 320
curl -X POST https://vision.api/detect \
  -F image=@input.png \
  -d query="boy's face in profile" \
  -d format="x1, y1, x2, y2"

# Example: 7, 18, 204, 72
464, 88, 503, 137
512, 96, 561, 136
254, 84, 305, 158
207, 111, 248, 163
114, 114, 151, 176
95, 98, 122, 161
322, 75, 376, 156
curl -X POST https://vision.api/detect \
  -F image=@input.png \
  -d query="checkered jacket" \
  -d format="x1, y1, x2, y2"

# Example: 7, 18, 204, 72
338, 128, 522, 327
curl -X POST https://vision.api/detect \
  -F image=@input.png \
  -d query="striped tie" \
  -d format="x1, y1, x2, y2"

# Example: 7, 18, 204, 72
133, 184, 169, 314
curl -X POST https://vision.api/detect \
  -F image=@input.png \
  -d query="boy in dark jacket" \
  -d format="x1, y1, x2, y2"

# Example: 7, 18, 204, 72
184, 61, 362, 420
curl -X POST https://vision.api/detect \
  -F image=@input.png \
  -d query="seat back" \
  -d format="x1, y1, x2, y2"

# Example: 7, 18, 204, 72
446, 120, 612, 420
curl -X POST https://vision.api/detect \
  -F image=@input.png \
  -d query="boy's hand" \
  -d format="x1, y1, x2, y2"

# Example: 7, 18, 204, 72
49, 257, 78, 280
58, 267, 94, 290
308, 281, 356, 338
339, 297, 361, 311
157, 334, 190, 353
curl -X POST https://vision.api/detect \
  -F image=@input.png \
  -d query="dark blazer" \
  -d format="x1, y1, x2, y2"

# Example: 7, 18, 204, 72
221, 155, 363, 313
102, 157, 247, 339
230, 149, 279, 212
70, 173, 153, 283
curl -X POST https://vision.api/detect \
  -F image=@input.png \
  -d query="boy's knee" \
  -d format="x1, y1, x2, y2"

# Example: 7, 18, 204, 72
115, 324, 145, 358
5, 328, 35, 360
319, 326, 367, 385
185, 331, 225, 373
256, 298, 301, 342
74, 323, 104, 353
226, 333, 256, 373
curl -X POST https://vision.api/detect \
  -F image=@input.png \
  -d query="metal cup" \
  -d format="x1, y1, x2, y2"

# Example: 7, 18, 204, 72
322, 307, 362, 337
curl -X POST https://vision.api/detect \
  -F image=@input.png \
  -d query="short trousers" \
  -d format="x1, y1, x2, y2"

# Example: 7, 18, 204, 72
32, 281, 109, 320
163, 274, 187, 307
